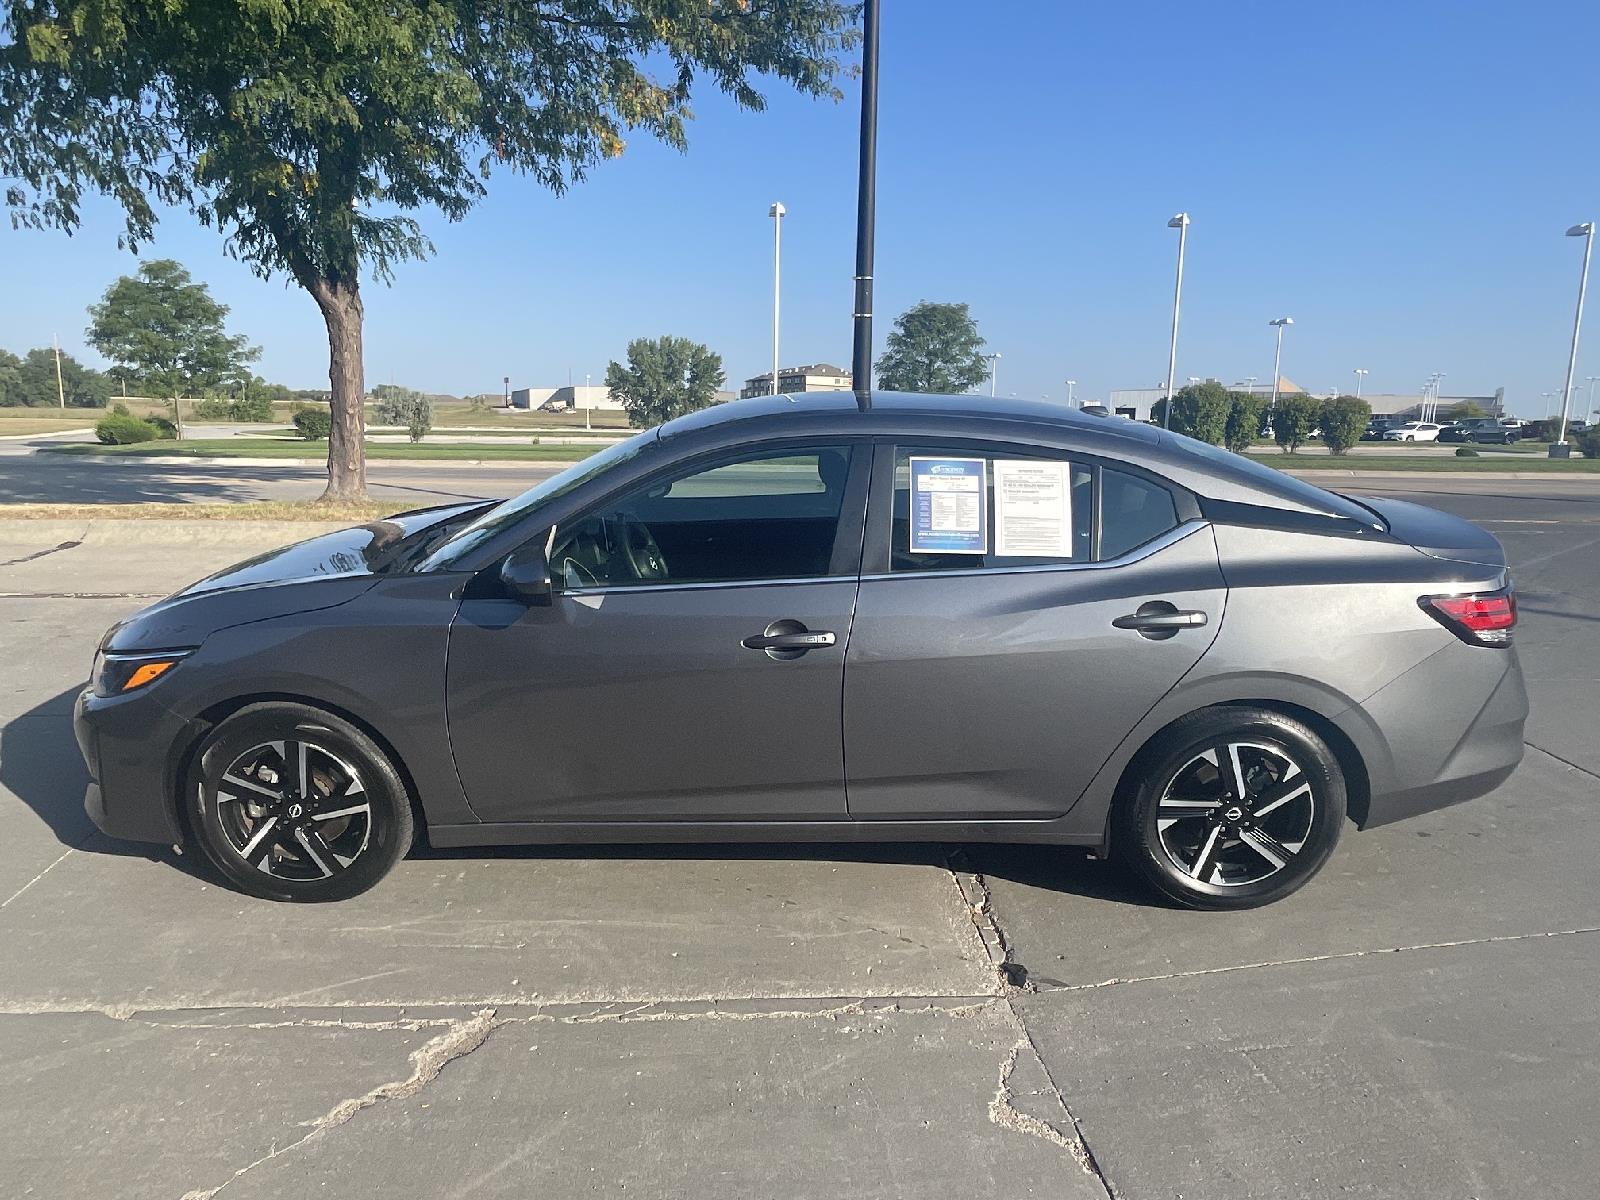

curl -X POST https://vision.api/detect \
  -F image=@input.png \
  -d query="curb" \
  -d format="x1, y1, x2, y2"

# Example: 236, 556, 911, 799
1285, 469, 1600, 481
0, 518, 348, 548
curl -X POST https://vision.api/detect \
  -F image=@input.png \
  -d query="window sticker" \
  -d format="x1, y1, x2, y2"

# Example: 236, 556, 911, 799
908, 456, 988, 554
994, 459, 1073, 557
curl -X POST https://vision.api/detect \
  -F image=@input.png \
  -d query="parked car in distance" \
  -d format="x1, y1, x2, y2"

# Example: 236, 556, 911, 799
1383, 421, 1443, 442
1469, 418, 1524, 445
1441, 418, 1499, 444
75, 392, 1527, 911
1361, 418, 1402, 441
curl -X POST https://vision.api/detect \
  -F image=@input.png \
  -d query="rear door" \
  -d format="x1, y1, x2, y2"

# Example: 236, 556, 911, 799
844, 440, 1226, 820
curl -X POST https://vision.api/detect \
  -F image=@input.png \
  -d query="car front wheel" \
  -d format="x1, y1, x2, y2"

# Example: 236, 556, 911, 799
1113, 707, 1346, 909
187, 703, 414, 902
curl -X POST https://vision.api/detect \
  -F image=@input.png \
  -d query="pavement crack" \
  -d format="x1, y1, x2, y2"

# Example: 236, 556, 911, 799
1032, 925, 1600, 993
1525, 740, 1600, 782
176, 1007, 499, 1200
946, 849, 1027, 993
0, 534, 84, 568
0, 847, 76, 909
988, 1035, 1116, 1195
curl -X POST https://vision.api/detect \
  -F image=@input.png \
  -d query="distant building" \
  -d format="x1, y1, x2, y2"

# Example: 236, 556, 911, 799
510, 384, 620, 412
741, 362, 852, 399
1363, 388, 1505, 421
1105, 377, 1306, 422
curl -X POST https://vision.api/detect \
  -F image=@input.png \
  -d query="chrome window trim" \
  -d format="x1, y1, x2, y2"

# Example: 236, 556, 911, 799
552, 520, 1207, 597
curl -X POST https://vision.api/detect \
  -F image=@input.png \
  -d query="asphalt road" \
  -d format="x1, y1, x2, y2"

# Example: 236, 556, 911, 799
1, 475, 1597, 1198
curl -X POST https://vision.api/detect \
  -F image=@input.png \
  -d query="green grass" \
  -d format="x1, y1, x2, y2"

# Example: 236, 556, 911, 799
42, 438, 602, 462
1265, 452, 1600, 472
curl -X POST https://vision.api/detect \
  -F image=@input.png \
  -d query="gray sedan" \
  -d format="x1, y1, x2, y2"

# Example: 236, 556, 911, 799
75, 392, 1526, 909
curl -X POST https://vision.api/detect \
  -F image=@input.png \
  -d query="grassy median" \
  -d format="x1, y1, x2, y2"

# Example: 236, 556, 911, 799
0, 501, 405, 521
42, 438, 600, 461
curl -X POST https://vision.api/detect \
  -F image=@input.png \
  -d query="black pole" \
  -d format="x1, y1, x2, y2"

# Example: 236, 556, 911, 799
850, 0, 880, 408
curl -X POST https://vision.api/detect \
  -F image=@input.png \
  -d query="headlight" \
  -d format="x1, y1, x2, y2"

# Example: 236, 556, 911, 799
92, 650, 192, 697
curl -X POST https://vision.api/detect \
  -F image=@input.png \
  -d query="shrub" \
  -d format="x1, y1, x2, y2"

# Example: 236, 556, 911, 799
111, 401, 131, 416
1269, 393, 1321, 453
1152, 381, 1230, 445
292, 406, 333, 440
1575, 427, 1600, 459
194, 396, 232, 419
376, 387, 433, 443
95, 413, 160, 444
147, 415, 179, 440
230, 395, 273, 422
1319, 395, 1372, 455
1455, 446, 1480, 457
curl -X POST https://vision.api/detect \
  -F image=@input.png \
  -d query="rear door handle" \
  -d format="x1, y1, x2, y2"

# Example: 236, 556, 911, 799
1113, 602, 1208, 640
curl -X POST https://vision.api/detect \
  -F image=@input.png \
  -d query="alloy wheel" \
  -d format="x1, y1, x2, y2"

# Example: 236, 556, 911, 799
213, 739, 372, 881
1155, 741, 1316, 887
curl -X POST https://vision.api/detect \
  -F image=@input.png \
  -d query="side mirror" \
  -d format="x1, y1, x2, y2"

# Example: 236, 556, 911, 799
499, 542, 553, 606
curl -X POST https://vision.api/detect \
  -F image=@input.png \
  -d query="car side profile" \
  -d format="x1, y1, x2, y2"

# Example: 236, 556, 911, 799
1382, 420, 1444, 442
75, 392, 1527, 909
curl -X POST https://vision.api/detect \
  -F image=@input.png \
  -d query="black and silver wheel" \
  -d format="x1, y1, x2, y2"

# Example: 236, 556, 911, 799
1113, 707, 1345, 910
188, 703, 413, 902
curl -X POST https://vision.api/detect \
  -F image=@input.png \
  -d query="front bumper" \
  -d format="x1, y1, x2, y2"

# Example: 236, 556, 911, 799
74, 686, 197, 845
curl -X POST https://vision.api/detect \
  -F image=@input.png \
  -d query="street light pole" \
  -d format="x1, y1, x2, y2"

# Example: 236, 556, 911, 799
986, 353, 1001, 398
769, 202, 785, 396
1353, 368, 1368, 399
1065, 379, 1076, 405
849, 0, 881, 405
52, 334, 66, 411
1162, 213, 1190, 429
1586, 375, 1600, 421
1554, 222, 1593, 454
1268, 318, 1293, 411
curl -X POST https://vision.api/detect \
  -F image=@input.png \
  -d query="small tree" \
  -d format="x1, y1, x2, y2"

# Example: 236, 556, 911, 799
1319, 395, 1372, 455
1152, 381, 1230, 444
86, 259, 258, 436
0, 349, 23, 406
875, 302, 989, 394
1270, 393, 1321, 454
1223, 391, 1266, 453
375, 387, 433, 443
606, 336, 725, 429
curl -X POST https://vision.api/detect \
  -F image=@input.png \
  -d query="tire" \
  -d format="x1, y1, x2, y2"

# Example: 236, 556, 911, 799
187, 702, 414, 902
1112, 706, 1346, 910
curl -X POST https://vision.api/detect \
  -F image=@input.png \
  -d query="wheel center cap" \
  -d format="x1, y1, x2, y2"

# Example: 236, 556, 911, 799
1222, 805, 1246, 823
287, 802, 304, 819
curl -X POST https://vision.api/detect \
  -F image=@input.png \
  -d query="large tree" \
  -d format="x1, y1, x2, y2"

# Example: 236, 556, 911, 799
87, 258, 259, 434
0, 1, 858, 498
1152, 380, 1231, 445
0, 350, 21, 407
11, 347, 113, 408
875, 301, 989, 394
606, 335, 725, 428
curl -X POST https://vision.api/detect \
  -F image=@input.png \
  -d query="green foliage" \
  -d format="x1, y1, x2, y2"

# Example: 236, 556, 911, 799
875, 302, 989, 394
2, 0, 859, 494
1455, 446, 1480, 457
1270, 393, 1321, 453
606, 336, 726, 429
1223, 390, 1267, 453
1576, 427, 1600, 459
1445, 400, 1488, 420
147, 414, 178, 439
86, 259, 258, 400
292, 406, 333, 440
10, 347, 113, 407
1152, 381, 1231, 445
231, 394, 273, 422
375, 388, 433, 442
95, 412, 160, 444
194, 396, 232, 419
0, 348, 21, 406
111, 401, 130, 416
1318, 394, 1372, 455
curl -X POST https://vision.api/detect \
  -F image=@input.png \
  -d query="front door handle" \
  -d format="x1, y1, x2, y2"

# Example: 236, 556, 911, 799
1113, 601, 1208, 640
742, 619, 836, 659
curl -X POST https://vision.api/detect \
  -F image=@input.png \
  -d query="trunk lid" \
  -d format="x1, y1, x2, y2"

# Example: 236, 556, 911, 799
1351, 495, 1507, 569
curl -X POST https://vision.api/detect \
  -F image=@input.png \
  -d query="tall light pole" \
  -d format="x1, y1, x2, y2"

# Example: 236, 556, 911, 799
1162, 213, 1190, 429
1429, 372, 1445, 422
768, 202, 785, 396
1353, 368, 1368, 399
1586, 375, 1600, 421
1065, 379, 1076, 405
849, 0, 881, 403
1241, 376, 1258, 400
1268, 318, 1293, 411
1553, 222, 1593, 454
986, 353, 1001, 397
52, 334, 66, 411
1542, 390, 1557, 419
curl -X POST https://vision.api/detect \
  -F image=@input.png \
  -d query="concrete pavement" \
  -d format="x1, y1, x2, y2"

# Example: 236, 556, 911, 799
2, 476, 1597, 1198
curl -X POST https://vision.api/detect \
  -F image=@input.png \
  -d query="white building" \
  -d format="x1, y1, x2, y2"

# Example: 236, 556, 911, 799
741, 362, 852, 399
510, 384, 621, 413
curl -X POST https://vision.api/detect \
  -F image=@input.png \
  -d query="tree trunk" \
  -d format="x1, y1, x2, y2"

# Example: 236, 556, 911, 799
311, 276, 367, 501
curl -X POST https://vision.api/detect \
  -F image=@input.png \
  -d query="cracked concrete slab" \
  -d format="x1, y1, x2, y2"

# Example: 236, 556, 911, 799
0, 1010, 437, 1200
1016, 932, 1600, 1199
209, 1002, 1107, 1200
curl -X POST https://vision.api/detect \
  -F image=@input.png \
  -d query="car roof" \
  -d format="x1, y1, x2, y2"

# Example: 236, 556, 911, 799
657, 391, 1376, 522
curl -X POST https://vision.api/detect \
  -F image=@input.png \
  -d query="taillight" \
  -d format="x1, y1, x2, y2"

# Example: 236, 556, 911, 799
1419, 588, 1517, 647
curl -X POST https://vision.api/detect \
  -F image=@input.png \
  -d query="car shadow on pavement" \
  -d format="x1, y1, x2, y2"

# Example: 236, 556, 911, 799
6, 688, 1165, 906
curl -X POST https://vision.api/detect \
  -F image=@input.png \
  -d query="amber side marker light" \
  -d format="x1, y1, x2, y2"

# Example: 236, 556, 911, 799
122, 660, 178, 690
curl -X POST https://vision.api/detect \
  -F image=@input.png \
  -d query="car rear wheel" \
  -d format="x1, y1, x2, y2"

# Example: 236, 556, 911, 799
188, 703, 413, 902
1113, 707, 1346, 909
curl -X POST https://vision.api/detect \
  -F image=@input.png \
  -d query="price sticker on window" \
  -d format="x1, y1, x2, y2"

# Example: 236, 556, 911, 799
909, 457, 987, 554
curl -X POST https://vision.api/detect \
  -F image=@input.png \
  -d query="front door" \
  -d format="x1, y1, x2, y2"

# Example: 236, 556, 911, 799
844, 443, 1226, 820
448, 443, 866, 823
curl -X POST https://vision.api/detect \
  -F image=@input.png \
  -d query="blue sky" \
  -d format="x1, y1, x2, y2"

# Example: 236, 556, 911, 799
4, 0, 1600, 417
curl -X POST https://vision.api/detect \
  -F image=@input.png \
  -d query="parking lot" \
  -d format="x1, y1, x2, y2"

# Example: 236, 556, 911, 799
3, 475, 1598, 1199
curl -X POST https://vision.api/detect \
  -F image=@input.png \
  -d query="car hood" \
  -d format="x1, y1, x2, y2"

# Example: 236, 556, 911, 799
1353, 496, 1507, 569
102, 502, 486, 652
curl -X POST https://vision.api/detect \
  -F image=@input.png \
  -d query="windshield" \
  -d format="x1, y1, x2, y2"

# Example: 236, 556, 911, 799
418, 430, 658, 569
